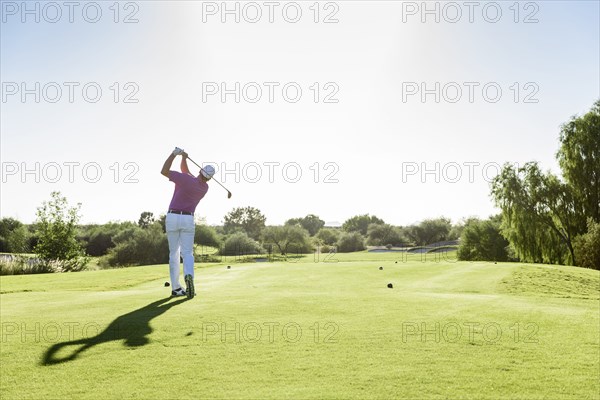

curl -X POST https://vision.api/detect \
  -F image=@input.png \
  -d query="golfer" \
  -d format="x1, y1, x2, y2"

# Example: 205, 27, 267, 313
161, 147, 215, 299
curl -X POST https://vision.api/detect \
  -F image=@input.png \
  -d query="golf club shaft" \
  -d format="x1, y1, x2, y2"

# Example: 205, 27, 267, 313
186, 156, 232, 196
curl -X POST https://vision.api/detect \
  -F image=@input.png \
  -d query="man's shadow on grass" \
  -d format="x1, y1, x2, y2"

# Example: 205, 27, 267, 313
41, 297, 188, 366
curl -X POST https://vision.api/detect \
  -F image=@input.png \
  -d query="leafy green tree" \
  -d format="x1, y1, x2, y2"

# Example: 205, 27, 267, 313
491, 162, 579, 265
223, 207, 266, 240
556, 100, 600, 225
366, 223, 405, 246
337, 231, 366, 252
285, 214, 325, 236
34, 192, 88, 271
573, 218, 600, 270
0, 218, 29, 253
0, 218, 19, 252
316, 227, 340, 246
490, 100, 599, 266
448, 219, 476, 241
7, 225, 30, 253
220, 232, 263, 256
158, 214, 166, 232
342, 214, 384, 235
404, 218, 452, 246
103, 222, 168, 267
457, 216, 509, 261
81, 222, 136, 257
194, 224, 222, 248
261, 225, 312, 255
138, 212, 155, 229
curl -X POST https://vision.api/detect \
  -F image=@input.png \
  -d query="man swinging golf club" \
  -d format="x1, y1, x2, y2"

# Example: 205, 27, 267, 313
161, 147, 215, 299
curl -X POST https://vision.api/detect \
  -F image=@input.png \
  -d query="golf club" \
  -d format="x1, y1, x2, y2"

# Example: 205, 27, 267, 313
186, 155, 232, 199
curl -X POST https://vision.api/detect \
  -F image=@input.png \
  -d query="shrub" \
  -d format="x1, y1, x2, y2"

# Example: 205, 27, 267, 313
102, 223, 168, 267
0, 255, 55, 275
366, 224, 405, 246
220, 232, 263, 256
320, 244, 332, 253
82, 222, 137, 257
457, 216, 509, 262
574, 219, 600, 270
316, 228, 340, 246
337, 232, 366, 253
34, 192, 88, 272
195, 224, 222, 248
261, 225, 312, 255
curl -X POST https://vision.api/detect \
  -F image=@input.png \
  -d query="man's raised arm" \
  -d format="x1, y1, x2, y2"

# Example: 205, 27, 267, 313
180, 152, 191, 175
162, 148, 185, 177
161, 153, 176, 177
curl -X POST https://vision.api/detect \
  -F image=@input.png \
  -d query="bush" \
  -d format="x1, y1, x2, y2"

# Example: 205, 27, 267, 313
85, 229, 116, 256
320, 244, 332, 253
337, 232, 365, 253
316, 228, 340, 246
34, 192, 88, 272
220, 232, 263, 256
0, 218, 22, 253
81, 222, 136, 257
574, 219, 600, 270
0, 255, 55, 275
0, 219, 30, 254
7, 225, 30, 253
195, 224, 222, 248
404, 218, 452, 246
366, 224, 405, 246
457, 216, 509, 262
102, 223, 168, 267
261, 225, 312, 255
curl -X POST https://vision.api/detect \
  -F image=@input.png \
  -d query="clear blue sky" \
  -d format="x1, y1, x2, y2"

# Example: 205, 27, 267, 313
1, 1, 599, 226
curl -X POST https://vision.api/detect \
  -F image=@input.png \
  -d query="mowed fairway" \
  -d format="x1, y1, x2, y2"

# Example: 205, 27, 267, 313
1, 255, 599, 399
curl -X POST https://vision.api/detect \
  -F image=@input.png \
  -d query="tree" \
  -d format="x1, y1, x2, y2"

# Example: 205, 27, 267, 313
220, 232, 263, 256
404, 218, 452, 246
261, 225, 312, 255
556, 100, 600, 225
457, 216, 509, 262
103, 222, 168, 267
194, 224, 222, 248
138, 212, 155, 229
7, 225, 30, 253
316, 228, 340, 246
491, 162, 579, 265
223, 207, 266, 240
573, 218, 600, 270
366, 223, 405, 246
34, 192, 88, 271
342, 214, 385, 235
490, 100, 600, 266
337, 231, 366, 252
0, 218, 29, 253
285, 214, 325, 236
81, 222, 136, 257
0, 218, 19, 252
448, 219, 475, 241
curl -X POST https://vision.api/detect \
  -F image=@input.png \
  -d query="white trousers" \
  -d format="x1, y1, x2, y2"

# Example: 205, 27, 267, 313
165, 213, 195, 290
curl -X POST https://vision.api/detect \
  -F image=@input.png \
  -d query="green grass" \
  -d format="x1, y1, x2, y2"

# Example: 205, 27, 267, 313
1, 255, 598, 399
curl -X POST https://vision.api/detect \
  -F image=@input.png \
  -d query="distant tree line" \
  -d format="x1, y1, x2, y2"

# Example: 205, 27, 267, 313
1, 199, 471, 273
1, 101, 597, 273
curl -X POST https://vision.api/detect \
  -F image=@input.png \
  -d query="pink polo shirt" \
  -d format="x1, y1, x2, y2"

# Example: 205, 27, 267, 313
168, 171, 209, 214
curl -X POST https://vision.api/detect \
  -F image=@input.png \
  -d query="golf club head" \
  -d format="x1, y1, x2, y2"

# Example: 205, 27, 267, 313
227, 191, 232, 199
